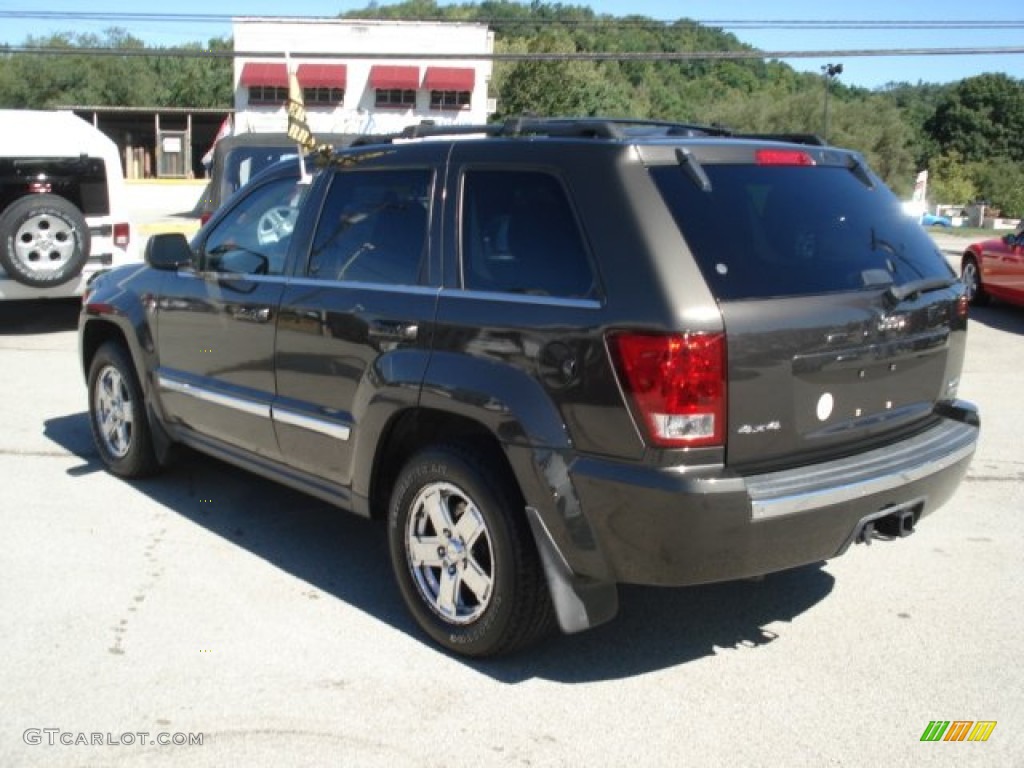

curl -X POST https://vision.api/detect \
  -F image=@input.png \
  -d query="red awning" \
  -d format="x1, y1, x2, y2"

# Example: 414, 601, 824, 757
297, 63, 347, 89
422, 67, 475, 92
239, 62, 288, 88
369, 65, 420, 90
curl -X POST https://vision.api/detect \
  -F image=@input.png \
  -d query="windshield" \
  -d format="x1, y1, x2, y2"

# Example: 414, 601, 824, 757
651, 164, 954, 300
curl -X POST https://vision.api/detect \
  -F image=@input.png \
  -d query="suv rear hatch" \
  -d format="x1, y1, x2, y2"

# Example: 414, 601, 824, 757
647, 143, 966, 472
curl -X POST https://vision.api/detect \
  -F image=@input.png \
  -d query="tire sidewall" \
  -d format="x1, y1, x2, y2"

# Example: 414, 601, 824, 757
87, 343, 152, 477
0, 194, 90, 288
388, 448, 519, 657
962, 255, 988, 306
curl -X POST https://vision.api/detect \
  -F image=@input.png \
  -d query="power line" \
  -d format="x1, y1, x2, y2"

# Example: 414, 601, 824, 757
1, 10, 1023, 31
3, 45, 1023, 61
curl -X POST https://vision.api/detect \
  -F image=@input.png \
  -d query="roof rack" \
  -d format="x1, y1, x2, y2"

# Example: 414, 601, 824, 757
734, 133, 828, 147
349, 116, 735, 146
346, 118, 830, 149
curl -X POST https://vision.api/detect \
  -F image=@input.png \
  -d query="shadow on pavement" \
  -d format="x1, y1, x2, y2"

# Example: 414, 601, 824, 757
966, 303, 1024, 334
45, 410, 836, 682
0, 298, 80, 334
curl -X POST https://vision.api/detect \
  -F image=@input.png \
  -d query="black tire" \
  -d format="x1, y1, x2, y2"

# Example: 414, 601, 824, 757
87, 342, 159, 478
388, 443, 554, 657
0, 194, 90, 288
961, 255, 989, 306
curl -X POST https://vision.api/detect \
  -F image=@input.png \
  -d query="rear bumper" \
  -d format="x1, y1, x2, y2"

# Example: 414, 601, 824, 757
558, 402, 978, 587
0, 248, 138, 301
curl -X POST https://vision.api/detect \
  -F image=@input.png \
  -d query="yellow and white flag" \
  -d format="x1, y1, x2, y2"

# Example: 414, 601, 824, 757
286, 59, 316, 153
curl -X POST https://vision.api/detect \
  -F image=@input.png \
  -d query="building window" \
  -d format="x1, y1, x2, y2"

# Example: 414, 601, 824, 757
248, 85, 288, 105
430, 90, 471, 110
304, 87, 345, 106
375, 89, 417, 108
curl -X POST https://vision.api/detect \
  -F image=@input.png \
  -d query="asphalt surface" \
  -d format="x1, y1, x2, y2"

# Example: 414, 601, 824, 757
0, 222, 1021, 766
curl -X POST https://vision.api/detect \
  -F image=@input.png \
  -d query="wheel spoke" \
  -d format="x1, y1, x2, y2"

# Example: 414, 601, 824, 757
408, 535, 446, 568
423, 488, 454, 534
99, 411, 115, 442
454, 502, 486, 548
114, 421, 130, 453
460, 557, 492, 604
436, 566, 460, 617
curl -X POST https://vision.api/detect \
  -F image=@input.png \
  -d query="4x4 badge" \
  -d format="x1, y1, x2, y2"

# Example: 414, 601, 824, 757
737, 421, 781, 435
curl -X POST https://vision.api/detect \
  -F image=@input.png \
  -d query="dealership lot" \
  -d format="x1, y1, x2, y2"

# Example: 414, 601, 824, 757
1, 259, 1022, 766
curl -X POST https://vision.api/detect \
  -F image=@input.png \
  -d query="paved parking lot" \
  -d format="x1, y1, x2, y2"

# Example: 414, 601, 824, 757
1, 253, 1022, 766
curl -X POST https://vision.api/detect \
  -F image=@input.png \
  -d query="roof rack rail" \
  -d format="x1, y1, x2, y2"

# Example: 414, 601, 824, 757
736, 133, 828, 147
349, 116, 735, 146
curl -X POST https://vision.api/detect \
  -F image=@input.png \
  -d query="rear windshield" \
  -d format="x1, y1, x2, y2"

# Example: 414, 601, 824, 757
650, 164, 954, 300
224, 147, 298, 195
0, 156, 109, 216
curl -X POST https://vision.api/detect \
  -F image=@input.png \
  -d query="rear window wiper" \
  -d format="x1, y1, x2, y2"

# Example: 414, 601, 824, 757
884, 276, 956, 305
675, 148, 711, 192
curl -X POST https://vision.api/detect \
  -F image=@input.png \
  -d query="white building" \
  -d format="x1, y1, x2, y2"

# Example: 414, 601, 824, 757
232, 18, 495, 136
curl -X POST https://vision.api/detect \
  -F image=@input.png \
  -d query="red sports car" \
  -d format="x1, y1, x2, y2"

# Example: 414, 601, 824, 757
961, 223, 1024, 307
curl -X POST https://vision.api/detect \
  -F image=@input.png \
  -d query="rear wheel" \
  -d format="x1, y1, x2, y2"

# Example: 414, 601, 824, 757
387, 443, 553, 657
0, 194, 90, 287
88, 342, 159, 478
961, 255, 989, 306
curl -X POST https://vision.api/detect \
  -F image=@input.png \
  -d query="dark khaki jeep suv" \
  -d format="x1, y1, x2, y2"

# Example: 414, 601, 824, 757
80, 118, 979, 656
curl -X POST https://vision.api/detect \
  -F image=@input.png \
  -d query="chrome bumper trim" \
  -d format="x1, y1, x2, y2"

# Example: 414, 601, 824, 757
748, 419, 977, 520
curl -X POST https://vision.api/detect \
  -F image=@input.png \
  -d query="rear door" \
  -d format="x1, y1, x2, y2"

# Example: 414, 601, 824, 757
649, 147, 967, 472
272, 144, 445, 488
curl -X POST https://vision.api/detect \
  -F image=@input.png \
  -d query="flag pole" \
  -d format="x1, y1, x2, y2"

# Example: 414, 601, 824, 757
285, 51, 312, 184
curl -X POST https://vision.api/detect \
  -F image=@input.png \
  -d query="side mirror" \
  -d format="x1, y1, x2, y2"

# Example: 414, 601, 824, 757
145, 233, 194, 271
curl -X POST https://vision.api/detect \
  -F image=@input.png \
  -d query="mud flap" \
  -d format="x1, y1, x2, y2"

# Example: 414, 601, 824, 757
525, 506, 619, 634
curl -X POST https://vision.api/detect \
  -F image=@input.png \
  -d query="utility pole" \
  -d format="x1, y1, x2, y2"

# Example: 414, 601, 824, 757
822, 63, 843, 143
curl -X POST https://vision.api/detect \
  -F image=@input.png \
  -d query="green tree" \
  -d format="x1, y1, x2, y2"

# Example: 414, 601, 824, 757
925, 73, 1024, 163
927, 152, 977, 208
497, 30, 632, 117
969, 158, 1024, 218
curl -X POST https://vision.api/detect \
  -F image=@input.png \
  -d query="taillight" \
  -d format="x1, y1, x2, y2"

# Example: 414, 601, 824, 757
608, 331, 726, 448
113, 222, 131, 248
756, 149, 815, 166
956, 294, 969, 320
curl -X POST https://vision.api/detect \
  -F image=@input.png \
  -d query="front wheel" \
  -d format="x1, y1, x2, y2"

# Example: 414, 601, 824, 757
387, 444, 553, 657
87, 342, 159, 478
961, 255, 989, 306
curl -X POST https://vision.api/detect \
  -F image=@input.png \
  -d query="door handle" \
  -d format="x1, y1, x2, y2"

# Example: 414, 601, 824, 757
367, 321, 418, 341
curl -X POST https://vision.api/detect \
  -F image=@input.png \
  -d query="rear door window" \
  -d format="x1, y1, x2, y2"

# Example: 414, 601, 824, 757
650, 164, 953, 300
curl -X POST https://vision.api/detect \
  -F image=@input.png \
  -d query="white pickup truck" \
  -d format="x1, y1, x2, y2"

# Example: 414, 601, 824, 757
0, 110, 138, 300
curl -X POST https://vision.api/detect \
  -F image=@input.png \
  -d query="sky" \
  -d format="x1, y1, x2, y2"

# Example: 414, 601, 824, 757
0, 0, 1022, 90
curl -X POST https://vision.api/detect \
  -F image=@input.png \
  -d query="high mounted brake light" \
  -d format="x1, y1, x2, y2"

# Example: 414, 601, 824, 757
608, 332, 726, 448
756, 149, 816, 166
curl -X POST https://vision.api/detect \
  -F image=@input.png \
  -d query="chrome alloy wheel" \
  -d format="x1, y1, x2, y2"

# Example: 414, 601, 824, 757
962, 260, 980, 301
405, 481, 495, 625
13, 211, 76, 274
93, 364, 135, 459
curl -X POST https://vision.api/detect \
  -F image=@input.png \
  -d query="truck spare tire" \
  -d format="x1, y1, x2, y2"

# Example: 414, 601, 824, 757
0, 194, 90, 287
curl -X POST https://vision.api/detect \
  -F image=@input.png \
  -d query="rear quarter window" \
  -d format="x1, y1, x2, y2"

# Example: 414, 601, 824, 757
460, 170, 597, 299
650, 164, 953, 300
